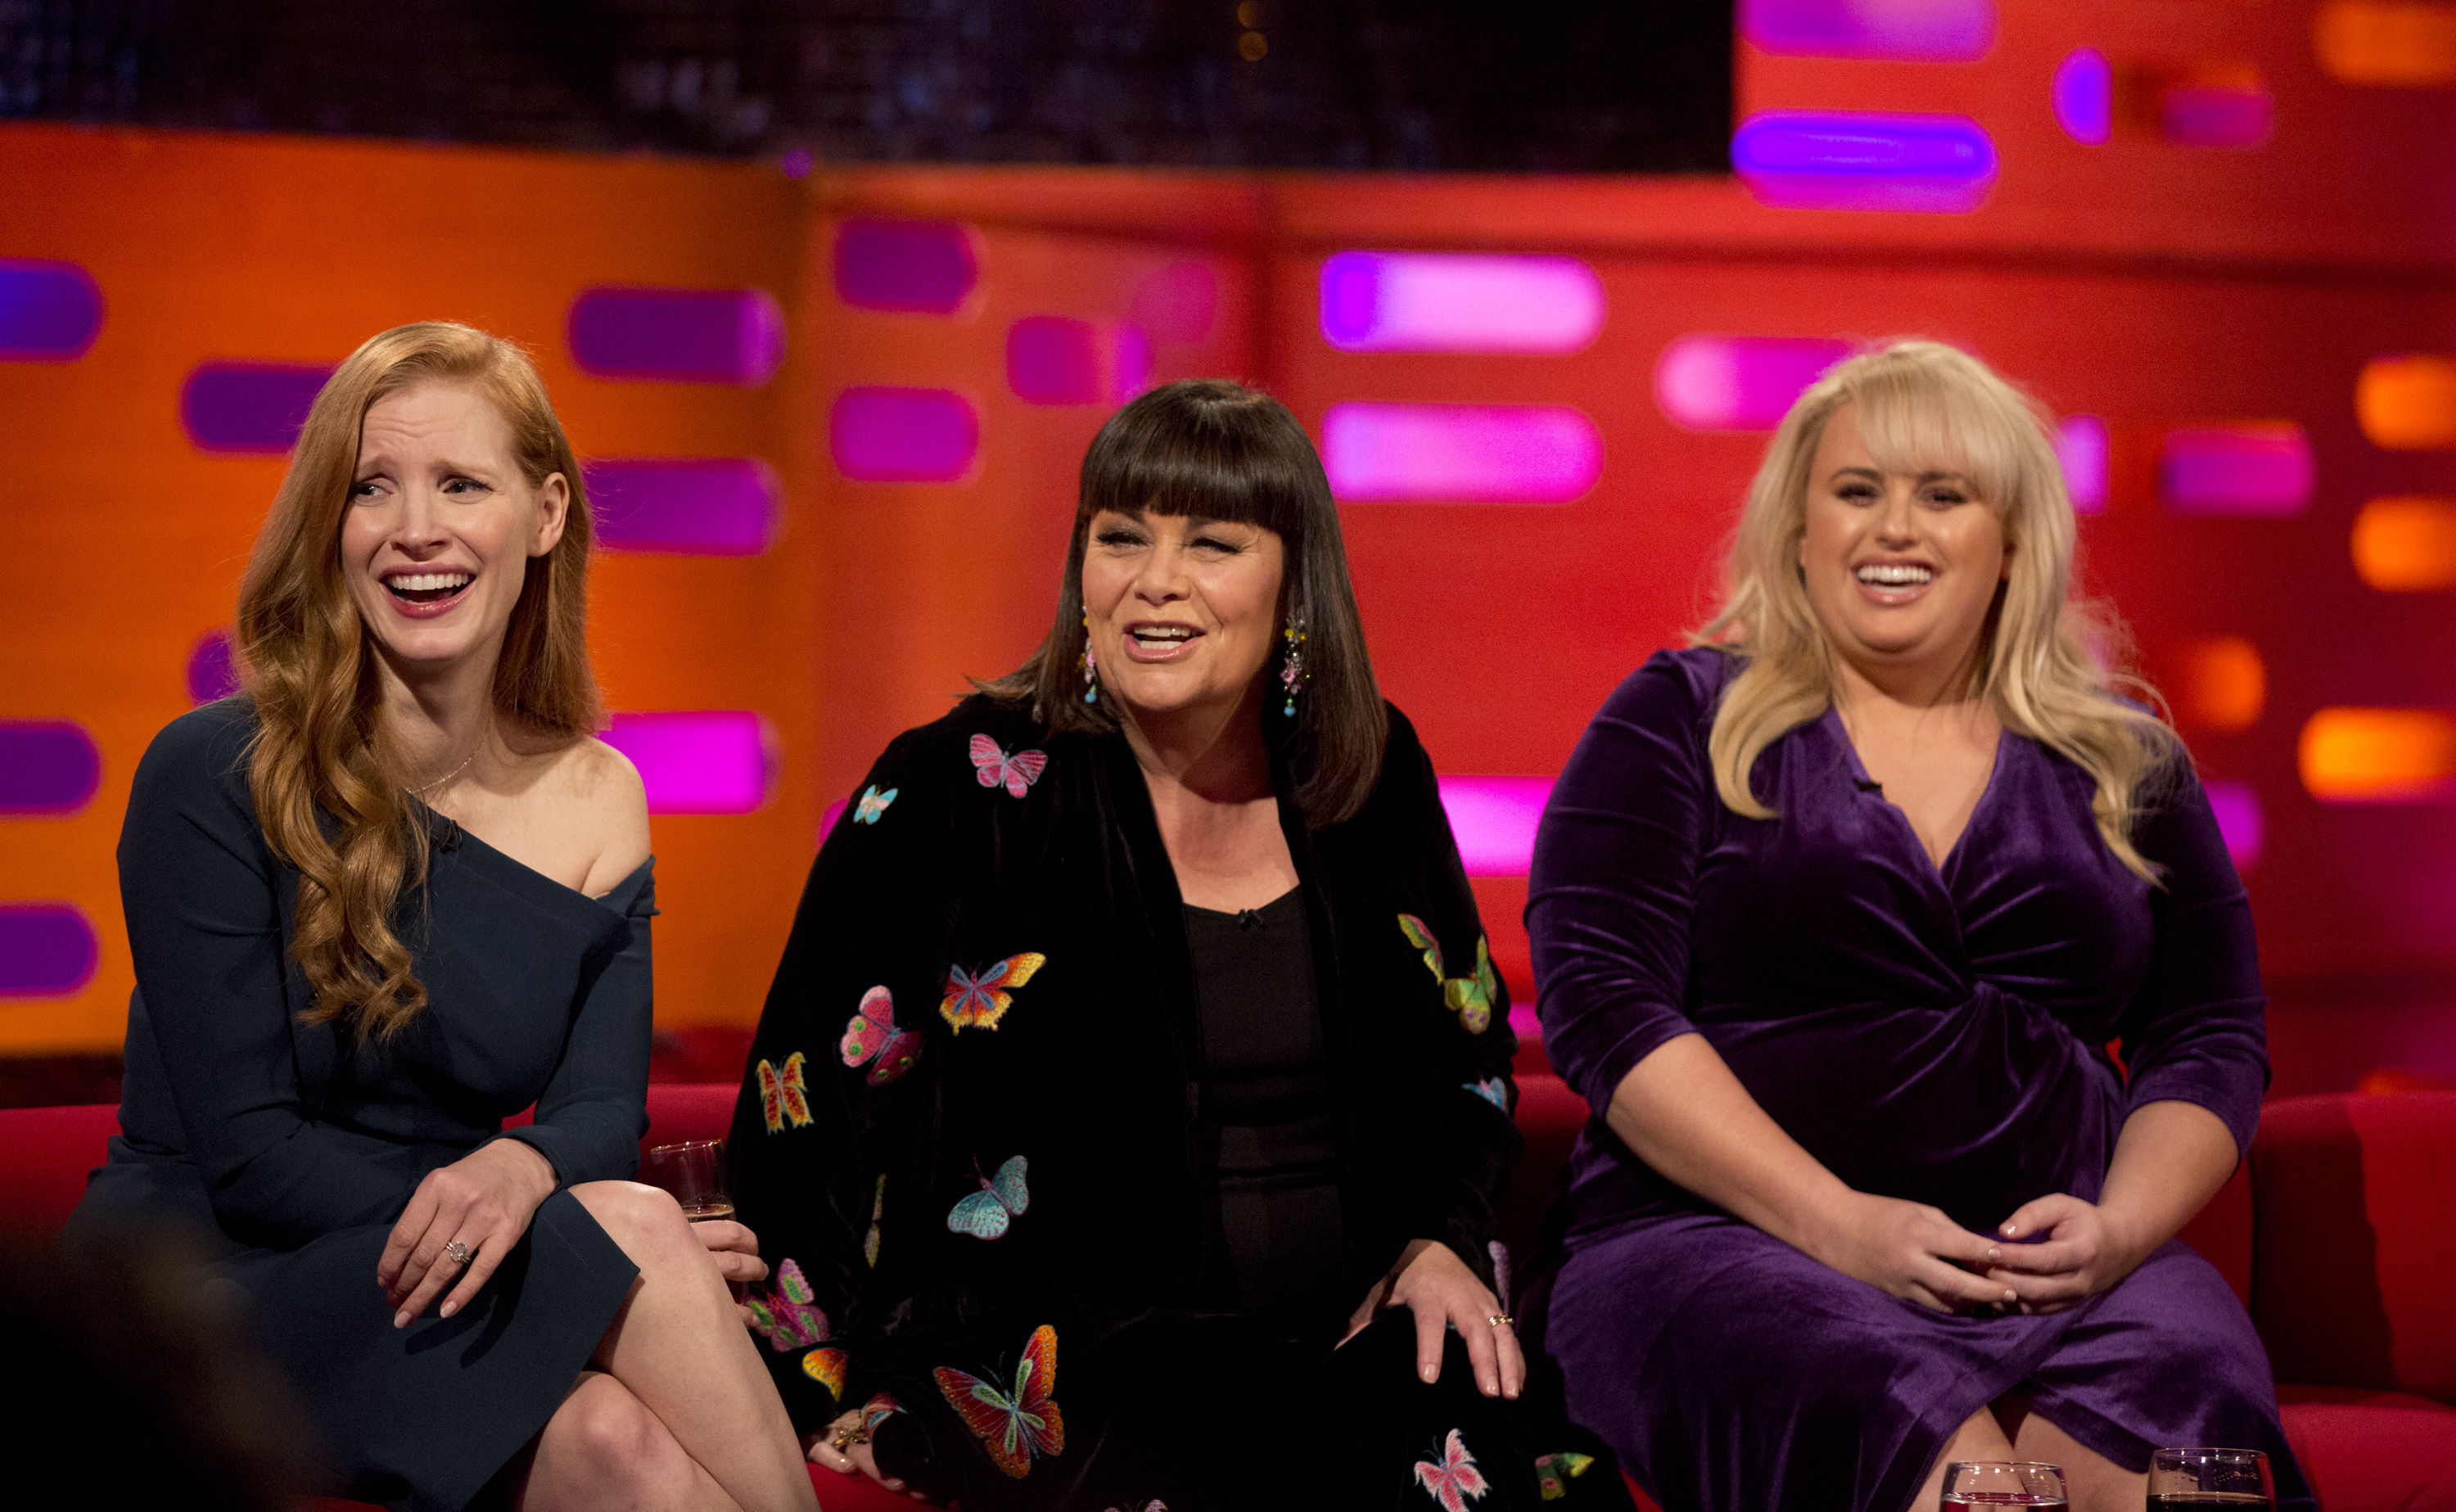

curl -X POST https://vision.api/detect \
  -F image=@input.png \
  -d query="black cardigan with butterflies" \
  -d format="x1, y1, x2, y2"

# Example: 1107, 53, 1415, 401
727, 693, 1523, 1433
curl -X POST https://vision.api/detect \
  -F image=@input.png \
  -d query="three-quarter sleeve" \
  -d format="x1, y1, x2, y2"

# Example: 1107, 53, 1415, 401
1527, 652, 1718, 1117
116, 707, 410, 1248
497, 869, 655, 1185
2114, 761, 2270, 1157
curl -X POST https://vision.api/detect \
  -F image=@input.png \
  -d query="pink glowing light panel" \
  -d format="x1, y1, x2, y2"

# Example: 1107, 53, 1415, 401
1731, 111, 1997, 213
1743, 0, 1996, 61
585, 458, 780, 556
1438, 776, 1554, 877
2160, 425, 2314, 517
1323, 404, 1601, 503
2203, 780, 2264, 872
2054, 50, 2113, 144
830, 386, 981, 483
1656, 335, 1853, 431
1319, 252, 1605, 354
603, 711, 776, 815
2057, 415, 2109, 513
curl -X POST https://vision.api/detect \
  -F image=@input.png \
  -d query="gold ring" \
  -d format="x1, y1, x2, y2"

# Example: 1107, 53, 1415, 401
831, 1422, 868, 1454
1488, 1312, 1515, 1328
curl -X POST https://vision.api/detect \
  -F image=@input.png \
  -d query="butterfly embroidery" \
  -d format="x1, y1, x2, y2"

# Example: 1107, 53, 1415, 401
947, 1155, 1030, 1240
855, 785, 897, 824
969, 733, 1049, 798
1414, 1429, 1492, 1511
1536, 1451, 1596, 1501
1464, 1077, 1509, 1113
933, 1323, 1064, 1478
1397, 914, 1499, 1036
864, 1174, 886, 1267
746, 1259, 828, 1352
860, 1392, 901, 1436
841, 986, 921, 1085
940, 953, 1049, 1032
801, 1347, 850, 1400
755, 1053, 814, 1133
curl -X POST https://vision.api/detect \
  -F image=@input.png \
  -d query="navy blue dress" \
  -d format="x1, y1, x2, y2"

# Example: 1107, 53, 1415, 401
69, 699, 655, 1512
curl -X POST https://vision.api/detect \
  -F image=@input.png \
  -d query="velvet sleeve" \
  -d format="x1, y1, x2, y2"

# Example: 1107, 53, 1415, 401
729, 729, 955, 1429
2113, 759, 2270, 1158
495, 868, 654, 1185
1526, 652, 1716, 1117
116, 706, 409, 1248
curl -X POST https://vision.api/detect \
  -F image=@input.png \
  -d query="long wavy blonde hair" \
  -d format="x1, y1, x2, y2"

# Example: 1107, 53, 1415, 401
1695, 340, 2178, 881
235, 323, 600, 1041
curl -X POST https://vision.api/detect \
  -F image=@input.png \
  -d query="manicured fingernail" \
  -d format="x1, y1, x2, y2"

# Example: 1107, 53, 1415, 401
2003, 1289, 2017, 1302
1422, 1365, 1437, 1382
393, 1310, 411, 1329
1986, 1247, 2001, 1261
440, 1302, 457, 1318
2002, 1222, 2018, 1236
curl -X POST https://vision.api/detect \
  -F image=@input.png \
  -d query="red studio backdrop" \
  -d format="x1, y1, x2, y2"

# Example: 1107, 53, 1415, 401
3, 2, 2454, 1094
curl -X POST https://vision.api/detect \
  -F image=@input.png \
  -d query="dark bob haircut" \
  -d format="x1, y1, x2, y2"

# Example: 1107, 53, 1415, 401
980, 378, 1387, 825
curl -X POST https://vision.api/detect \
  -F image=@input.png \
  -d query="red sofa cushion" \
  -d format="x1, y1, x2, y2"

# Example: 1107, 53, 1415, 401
2278, 1383, 2456, 1511
2174, 1157, 2253, 1308
2252, 1092, 2456, 1401
0, 1101, 118, 1240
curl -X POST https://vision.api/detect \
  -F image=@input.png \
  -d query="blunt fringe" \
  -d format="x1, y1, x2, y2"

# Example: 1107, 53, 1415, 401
978, 378, 1387, 824
1695, 340, 2180, 882
234, 322, 600, 1041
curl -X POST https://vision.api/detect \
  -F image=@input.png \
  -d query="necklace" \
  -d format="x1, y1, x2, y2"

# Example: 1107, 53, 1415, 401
409, 748, 477, 798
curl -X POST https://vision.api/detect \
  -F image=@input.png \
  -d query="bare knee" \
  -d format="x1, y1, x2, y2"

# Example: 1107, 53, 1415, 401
571, 1180, 702, 1271
538, 1374, 693, 1505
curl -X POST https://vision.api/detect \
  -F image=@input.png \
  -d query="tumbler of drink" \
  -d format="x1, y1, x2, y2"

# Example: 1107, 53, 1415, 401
644, 1140, 732, 1222
1940, 1461, 2068, 1509
2148, 1448, 2273, 1509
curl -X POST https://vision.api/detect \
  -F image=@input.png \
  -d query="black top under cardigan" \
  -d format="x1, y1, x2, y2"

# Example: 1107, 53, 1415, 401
728, 694, 1522, 1430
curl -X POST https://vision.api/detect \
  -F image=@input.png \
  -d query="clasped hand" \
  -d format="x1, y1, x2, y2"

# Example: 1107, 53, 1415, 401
1812, 1190, 2147, 1316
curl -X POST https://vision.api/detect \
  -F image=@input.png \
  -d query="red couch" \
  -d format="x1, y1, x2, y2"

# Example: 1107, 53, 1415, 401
8, 1083, 2456, 1510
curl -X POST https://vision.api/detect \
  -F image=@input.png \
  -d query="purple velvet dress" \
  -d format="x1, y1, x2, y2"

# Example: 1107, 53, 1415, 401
1527, 649, 2314, 1512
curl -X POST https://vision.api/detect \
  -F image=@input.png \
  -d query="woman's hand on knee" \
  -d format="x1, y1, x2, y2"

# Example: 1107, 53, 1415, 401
377, 1138, 558, 1328
1809, 1192, 2019, 1314
692, 1218, 769, 1327
806, 1409, 927, 1499
1340, 1238, 1524, 1400
1982, 1193, 2144, 1313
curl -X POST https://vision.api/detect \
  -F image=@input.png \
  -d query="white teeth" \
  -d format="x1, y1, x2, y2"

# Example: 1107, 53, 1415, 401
388, 573, 472, 592
1855, 564, 1934, 586
1134, 627, 1194, 640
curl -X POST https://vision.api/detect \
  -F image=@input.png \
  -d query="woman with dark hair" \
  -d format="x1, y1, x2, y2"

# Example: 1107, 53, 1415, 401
731, 380, 1615, 1510
70, 323, 817, 1512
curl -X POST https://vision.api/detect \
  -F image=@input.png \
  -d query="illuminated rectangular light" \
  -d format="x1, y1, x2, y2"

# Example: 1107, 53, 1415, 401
829, 386, 981, 483
2357, 355, 2456, 449
833, 219, 977, 314
2160, 73, 2273, 148
586, 458, 780, 556
1655, 335, 1852, 431
1320, 252, 1605, 354
181, 363, 334, 454
603, 711, 776, 815
2299, 707, 2456, 802
1439, 776, 1554, 876
2057, 415, 2109, 512
1732, 111, 1997, 212
1743, 0, 1995, 61
568, 286, 786, 386
0, 904, 99, 996
1007, 316, 1154, 406
2352, 497, 2456, 590
2055, 49, 2113, 144
0, 259, 103, 360
2160, 424, 2314, 517
2202, 780, 2264, 871
2314, 1, 2456, 85
0, 720, 102, 815
1323, 404, 1601, 503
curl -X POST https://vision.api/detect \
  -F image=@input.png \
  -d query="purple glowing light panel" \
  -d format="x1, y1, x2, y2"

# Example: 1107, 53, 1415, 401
1438, 777, 1554, 877
1743, 0, 1995, 61
1008, 317, 1103, 405
2162, 79, 2273, 149
2204, 780, 2264, 872
567, 287, 786, 386
833, 219, 978, 315
0, 259, 103, 360
0, 905, 100, 997
181, 363, 335, 454
1319, 252, 1605, 354
2160, 424, 2314, 517
187, 630, 241, 704
1732, 111, 1997, 213
2054, 49, 2113, 145
1323, 404, 1602, 504
0, 720, 102, 815
1656, 336, 1852, 431
585, 458, 780, 556
2057, 415, 2109, 513
603, 711, 776, 815
830, 387, 981, 483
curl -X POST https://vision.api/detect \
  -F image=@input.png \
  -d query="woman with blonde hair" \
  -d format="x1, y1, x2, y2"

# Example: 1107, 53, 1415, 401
1524, 341, 2313, 1511
70, 323, 817, 1512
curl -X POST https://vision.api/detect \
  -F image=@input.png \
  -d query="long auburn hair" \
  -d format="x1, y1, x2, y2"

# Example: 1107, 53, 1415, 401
1696, 340, 2179, 881
979, 379, 1388, 825
235, 322, 600, 1041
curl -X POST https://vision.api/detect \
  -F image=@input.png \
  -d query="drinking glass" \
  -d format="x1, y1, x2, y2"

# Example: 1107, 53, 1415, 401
1940, 1461, 2068, 1509
643, 1139, 732, 1222
2149, 1448, 2274, 1509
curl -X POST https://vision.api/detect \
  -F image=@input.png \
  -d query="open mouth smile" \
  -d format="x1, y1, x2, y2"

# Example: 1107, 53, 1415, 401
1122, 621, 1204, 661
381, 570, 476, 617
1853, 560, 1935, 605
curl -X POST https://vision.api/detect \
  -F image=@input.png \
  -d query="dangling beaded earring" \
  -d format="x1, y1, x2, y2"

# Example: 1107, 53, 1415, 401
1079, 613, 1099, 704
1279, 612, 1308, 717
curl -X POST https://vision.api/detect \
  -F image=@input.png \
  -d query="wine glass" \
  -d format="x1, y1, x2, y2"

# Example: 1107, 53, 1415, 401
2149, 1448, 2273, 1509
643, 1139, 732, 1222
1940, 1461, 2068, 1508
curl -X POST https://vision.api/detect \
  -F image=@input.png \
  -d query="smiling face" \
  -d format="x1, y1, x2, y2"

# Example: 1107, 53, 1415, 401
340, 381, 567, 681
1080, 508, 1287, 725
1798, 403, 2011, 684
